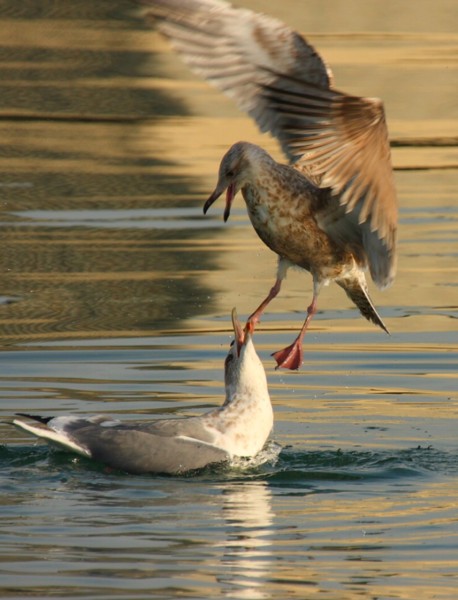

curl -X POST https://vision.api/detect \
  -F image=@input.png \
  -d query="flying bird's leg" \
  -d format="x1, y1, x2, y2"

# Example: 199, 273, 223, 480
247, 258, 290, 329
247, 277, 282, 328
272, 280, 321, 370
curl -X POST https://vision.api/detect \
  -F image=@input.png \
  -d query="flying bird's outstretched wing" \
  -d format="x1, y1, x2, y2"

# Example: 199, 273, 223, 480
141, 0, 332, 159
140, 0, 397, 286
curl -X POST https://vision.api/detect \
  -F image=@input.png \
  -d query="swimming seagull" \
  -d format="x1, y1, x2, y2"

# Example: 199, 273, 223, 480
13, 310, 273, 475
141, 0, 398, 369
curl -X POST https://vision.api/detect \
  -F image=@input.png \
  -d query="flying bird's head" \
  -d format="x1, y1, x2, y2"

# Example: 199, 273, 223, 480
203, 141, 253, 222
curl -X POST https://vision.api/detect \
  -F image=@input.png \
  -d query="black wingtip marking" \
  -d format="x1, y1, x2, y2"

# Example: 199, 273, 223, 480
15, 413, 53, 425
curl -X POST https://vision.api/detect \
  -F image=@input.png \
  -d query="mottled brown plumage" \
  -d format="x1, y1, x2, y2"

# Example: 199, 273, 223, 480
141, 0, 398, 369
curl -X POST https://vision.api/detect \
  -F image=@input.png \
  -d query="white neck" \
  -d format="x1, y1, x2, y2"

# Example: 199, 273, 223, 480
204, 343, 273, 457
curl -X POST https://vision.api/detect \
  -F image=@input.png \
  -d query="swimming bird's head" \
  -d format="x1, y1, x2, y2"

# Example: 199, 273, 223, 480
204, 142, 253, 222
224, 308, 269, 402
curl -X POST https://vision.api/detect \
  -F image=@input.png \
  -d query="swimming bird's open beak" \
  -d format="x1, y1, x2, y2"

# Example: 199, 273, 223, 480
231, 307, 245, 356
204, 182, 236, 222
231, 308, 254, 356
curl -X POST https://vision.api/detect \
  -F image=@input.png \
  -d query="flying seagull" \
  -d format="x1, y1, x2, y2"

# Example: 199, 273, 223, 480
141, 0, 398, 369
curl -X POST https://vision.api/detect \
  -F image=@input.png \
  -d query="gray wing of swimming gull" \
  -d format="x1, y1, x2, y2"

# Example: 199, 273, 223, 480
75, 427, 230, 474
15, 415, 230, 475
137, 415, 217, 440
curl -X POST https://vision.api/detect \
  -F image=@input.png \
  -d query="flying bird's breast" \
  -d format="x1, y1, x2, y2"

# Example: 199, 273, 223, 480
241, 169, 347, 273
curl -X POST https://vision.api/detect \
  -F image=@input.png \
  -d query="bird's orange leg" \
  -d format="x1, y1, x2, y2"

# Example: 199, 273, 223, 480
247, 258, 290, 330
272, 295, 318, 370
247, 277, 283, 329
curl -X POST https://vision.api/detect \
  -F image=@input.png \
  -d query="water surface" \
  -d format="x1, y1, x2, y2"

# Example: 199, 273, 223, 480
1, 1, 457, 598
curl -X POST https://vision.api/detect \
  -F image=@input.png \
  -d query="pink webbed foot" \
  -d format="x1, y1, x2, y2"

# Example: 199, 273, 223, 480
272, 338, 304, 370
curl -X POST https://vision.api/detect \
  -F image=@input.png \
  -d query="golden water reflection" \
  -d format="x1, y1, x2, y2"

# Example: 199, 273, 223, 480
0, 0, 457, 345
0, 2, 457, 599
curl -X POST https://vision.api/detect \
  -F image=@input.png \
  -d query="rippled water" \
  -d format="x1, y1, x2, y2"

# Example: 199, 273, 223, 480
1, 1, 457, 598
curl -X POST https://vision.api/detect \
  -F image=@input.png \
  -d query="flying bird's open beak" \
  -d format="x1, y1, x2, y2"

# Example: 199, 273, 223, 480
223, 182, 236, 222
204, 182, 236, 222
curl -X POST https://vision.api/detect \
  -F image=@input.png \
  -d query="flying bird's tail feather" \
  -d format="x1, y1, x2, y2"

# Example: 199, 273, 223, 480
336, 277, 389, 334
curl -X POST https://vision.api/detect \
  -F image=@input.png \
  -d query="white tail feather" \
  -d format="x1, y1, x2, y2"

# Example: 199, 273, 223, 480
13, 418, 91, 457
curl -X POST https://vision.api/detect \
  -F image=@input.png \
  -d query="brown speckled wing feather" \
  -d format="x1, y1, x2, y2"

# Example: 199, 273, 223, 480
261, 78, 397, 252
139, 0, 332, 160
140, 0, 397, 287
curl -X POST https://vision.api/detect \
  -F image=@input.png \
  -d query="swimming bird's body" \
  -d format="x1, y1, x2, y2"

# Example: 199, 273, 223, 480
13, 310, 273, 474
141, 0, 398, 369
